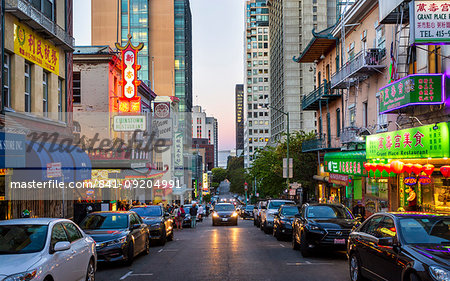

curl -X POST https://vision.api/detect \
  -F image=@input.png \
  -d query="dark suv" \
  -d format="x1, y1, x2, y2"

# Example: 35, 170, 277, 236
292, 203, 358, 257
130, 205, 174, 245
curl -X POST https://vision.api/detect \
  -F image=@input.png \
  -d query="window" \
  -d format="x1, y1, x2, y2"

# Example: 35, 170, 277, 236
62, 223, 83, 242
3, 54, 11, 108
375, 217, 396, 238
363, 101, 368, 128
376, 24, 386, 51
30, 0, 55, 21
43, 72, 48, 117
73, 72, 81, 104
349, 105, 356, 126
24, 62, 31, 112
336, 109, 341, 137
360, 215, 383, 236
313, 6, 317, 13
376, 94, 388, 131
130, 214, 139, 226
58, 79, 65, 121
51, 223, 68, 249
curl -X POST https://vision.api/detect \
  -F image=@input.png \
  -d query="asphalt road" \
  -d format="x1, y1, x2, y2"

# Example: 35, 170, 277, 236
96, 217, 349, 281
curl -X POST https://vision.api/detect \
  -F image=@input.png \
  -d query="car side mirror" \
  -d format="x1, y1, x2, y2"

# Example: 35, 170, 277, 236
131, 224, 141, 230
54, 241, 71, 252
378, 237, 395, 247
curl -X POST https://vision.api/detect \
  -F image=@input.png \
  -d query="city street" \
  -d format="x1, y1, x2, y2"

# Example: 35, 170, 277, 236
96, 217, 348, 281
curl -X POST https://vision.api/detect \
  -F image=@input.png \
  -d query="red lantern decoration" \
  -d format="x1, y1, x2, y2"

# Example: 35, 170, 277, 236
412, 164, 423, 175
404, 163, 414, 174
363, 163, 371, 172
440, 166, 450, 178
390, 161, 404, 174
376, 163, 385, 172
423, 164, 435, 177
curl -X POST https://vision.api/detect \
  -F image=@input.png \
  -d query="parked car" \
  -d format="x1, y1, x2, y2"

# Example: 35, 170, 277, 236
0, 218, 96, 281
80, 211, 149, 265
212, 203, 238, 226
260, 199, 295, 234
241, 205, 255, 219
292, 203, 357, 257
348, 212, 450, 281
253, 200, 267, 227
184, 204, 201, 223
130, 205, 174, 246
273, 204, 300, 240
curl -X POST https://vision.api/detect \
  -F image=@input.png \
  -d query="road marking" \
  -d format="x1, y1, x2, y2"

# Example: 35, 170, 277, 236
120, 271, 133, 280
286, 262, 333, 266
279, 243, 285, 248
163, 249, 178, 252
158, 248, 164, 253
131, 273, 154, 276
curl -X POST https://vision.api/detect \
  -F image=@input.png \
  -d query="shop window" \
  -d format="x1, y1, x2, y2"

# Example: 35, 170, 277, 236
73, 72, 81, 104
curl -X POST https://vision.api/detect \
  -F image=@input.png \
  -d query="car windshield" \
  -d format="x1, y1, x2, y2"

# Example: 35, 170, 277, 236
399, 217, 450, 245
215, 204, 235, 211
281, 206, 300, 216
130, 207, 162, 217
306, 206, 353, 219
268, 201, 293, 209
245, 205, 254, 210
0, 225, 48, 254
80, 214, 128, 229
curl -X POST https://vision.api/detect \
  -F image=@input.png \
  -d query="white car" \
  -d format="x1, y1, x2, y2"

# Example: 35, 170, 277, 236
260, 200, 295, 234
0, 218, 96, 281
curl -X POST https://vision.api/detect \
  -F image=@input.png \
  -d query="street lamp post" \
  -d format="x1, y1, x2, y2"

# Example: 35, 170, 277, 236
267, 106, 290, 191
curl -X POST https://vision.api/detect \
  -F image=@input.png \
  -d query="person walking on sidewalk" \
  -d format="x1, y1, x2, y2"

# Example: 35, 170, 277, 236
190, 203, 198, 228
174, 205, 185, 230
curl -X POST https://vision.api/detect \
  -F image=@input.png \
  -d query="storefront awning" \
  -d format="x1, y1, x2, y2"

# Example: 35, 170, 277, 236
313, 175, 329, 182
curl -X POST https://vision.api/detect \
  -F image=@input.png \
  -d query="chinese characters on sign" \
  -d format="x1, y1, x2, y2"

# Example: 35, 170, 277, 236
366, 122, 450, 159
329, 173, 349, 187
324, 152, 367, 177
379, 74, 444, 114
115, 35, 144, 113
174, 132, 184, 177
14, 22, 60, 75
412, 1, 450, 44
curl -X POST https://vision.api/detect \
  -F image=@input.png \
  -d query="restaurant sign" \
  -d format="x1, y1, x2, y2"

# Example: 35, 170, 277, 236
366, 122, 450, 159
329, 173, 349, 186
324, 151, 367, 177
14, 21, 59, 75
379, 74, 444, 114
410, 0, 450, 44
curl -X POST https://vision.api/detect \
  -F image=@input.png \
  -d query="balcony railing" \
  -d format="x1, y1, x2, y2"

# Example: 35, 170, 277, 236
331, 48, 386, 89
302, 134, 340, 152
302, 81, 341, 111
340, 126, 365, 144
6, 0, 74, 50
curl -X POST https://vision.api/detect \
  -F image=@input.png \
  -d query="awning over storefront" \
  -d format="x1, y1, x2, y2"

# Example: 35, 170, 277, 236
0, 132, 26, 168
313, 175, 329, 182
324, 150, 367, 177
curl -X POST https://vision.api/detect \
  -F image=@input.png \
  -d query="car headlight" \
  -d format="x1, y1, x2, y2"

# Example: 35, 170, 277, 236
4, 269, 38, 281
98, 236, 127, 248
430, 266, 450, 281
213, 212, 219, 218
232, 212, 238, 217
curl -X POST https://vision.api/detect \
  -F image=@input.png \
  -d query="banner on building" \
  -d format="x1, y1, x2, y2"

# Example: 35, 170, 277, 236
14, 21, 60, 75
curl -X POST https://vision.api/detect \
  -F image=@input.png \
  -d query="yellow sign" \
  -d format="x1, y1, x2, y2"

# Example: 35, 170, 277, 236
14, 22, 60, 75
0, 196, 4, 201
202, 173, 209, 191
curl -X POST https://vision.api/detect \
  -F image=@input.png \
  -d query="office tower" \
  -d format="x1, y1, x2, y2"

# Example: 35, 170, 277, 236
235, 84, 244, 152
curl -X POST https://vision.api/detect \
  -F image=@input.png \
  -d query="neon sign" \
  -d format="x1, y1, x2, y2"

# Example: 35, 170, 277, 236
115, 35, 144, 113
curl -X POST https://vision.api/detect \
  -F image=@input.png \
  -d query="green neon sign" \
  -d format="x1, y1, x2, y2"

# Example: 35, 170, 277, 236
366, 122, 450, 159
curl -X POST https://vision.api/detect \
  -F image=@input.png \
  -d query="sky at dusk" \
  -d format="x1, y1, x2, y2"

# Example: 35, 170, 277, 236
73, 0, 244, 151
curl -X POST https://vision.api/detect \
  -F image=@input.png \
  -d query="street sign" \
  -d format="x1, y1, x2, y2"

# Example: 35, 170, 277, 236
283, 158, 293, 178
256, 193, 259, 197
244, 182, 248, 191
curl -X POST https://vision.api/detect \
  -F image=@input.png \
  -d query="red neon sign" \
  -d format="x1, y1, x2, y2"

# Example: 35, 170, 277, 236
115, 35, 144, 113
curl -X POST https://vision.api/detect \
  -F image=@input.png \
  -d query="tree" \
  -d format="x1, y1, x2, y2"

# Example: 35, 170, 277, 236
203, 194, 211, 204
211, 167, 227, 184
227, 156, 247, 194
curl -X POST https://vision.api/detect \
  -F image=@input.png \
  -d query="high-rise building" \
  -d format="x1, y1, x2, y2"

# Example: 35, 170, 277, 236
91, 0, 192, 112
206, 117, 218, 168
267, 0, 336, 141
244, 0, 271, 168
192, 106, 218, 171
235, 84, 244, 152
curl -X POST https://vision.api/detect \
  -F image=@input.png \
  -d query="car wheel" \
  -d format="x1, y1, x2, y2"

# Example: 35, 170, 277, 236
349, 253, 364, 281
167, 230, 174, 241
300, 231, 311, 257
292, 229, 300, 250
275, 229, 282, 241
253, 217, 257, 225
85, 259, 95, 281
159, 229, 167, 246
125, 243, 134, 266
144, 237, 150, 255
264, 222, 271, 234
212, 220, 216, 226
260, 220, 264, 231
409, 273, 420, 281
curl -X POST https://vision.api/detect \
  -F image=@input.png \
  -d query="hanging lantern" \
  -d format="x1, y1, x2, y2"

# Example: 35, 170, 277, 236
390, 160, 404, 174
375, 163, 384, 172
404, 163, 414, 174
440, 166, 450, 178
363, 163, 371, 172
412, 164, 423, 175
423, 164, 435, 177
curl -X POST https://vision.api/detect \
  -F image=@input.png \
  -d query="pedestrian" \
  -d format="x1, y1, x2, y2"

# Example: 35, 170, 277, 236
352, 200, 366, 221
190, 203, 198, 228
174, 205, 185, 230
197, 204, 204, 222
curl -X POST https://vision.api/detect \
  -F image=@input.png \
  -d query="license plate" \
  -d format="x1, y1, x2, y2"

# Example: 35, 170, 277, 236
334, 239, 346, 244
222, 218, 228, 222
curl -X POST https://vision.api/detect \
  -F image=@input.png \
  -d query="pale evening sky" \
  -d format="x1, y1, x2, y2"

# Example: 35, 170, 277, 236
73, 0, 244, 151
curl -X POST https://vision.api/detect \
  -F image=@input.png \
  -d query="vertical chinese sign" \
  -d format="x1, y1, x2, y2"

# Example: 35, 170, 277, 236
115, 35, 144, 113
